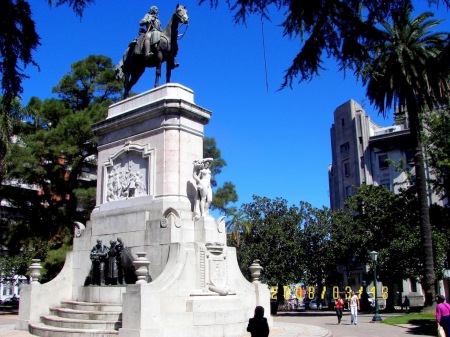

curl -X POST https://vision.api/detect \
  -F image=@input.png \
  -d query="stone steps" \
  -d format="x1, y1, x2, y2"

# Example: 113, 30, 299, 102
49, 307, 121, 321
61, 301, 122, 312
28, 300, 121, 337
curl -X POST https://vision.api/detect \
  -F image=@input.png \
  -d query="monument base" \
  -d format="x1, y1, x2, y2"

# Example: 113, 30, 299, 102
16, 84, 272, 337
119, 243, 271, 337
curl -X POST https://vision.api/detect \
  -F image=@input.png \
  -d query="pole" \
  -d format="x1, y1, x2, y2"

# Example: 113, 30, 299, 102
372, 259, 382, 322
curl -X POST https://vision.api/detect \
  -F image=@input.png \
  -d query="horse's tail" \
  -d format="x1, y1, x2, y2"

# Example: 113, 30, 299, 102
115, 59, 124, 80
115, 44, 135, 81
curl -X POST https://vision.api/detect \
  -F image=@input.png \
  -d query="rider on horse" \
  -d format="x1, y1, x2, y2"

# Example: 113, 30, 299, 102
140, 6, 162, 60
139, 5, 179, 68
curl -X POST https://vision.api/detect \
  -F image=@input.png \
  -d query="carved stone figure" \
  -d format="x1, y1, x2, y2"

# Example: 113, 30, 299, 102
107, 240, 119, 285
193, 158, 213, 218
90, 239, 109, 286
106, 165, 146, 202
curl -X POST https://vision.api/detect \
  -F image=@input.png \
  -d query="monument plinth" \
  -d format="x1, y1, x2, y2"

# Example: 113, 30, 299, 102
17, 83, 271, 337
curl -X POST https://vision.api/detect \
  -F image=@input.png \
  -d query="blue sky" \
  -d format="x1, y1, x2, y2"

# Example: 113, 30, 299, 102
20, 1, 449, 211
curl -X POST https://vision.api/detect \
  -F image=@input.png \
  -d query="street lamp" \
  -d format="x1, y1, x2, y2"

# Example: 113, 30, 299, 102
370, 251, 382, 322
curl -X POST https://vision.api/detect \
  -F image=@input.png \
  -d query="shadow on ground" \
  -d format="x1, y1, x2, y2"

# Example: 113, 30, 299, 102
404, 320, 436, 336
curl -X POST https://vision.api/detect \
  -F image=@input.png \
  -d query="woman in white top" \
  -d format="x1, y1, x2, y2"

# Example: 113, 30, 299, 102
348, 290, 360, 325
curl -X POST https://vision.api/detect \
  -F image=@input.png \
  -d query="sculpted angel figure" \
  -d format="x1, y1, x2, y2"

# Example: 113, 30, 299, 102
193, 158, 213, 218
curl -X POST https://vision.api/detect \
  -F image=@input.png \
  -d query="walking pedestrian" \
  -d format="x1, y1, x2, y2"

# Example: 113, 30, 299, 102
348, 290, 360, 325
403, 295, 410, 313
335, 293, 344, 325
436, 295, 450, 337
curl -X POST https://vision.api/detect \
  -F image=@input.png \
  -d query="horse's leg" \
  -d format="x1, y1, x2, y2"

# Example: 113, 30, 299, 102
124, 74, 131, 99
154, 61, 162, 88
166, 60, 172, 84
155, 51, 164, 88
155, 64, 161, 88
126, 67, 145, 98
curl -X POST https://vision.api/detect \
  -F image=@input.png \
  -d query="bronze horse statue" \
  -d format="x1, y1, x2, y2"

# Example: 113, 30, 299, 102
116, 4, 189, 99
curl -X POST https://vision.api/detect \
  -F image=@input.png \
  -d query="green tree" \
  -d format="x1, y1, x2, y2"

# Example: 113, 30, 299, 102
0, 0, 93, 111
341, 185, 423, 309
0, 96, 29, 183
3, 55, 121, 280
423, 105, 450, 200
203, 137, 238, 216
201, 0, 449, 88
226, 210, 252, 248
359, 5, 449, 307
331, 184, 449, 310
298, 202, 335, 305
0, 244, 37, 284
234, 196, 304, 309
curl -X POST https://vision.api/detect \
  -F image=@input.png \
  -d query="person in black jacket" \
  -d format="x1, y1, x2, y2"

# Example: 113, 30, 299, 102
247, 306, 269, 337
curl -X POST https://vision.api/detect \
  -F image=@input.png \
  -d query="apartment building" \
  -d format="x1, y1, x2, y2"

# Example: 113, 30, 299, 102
328, 99, 447, 307
329, 99, 442, 210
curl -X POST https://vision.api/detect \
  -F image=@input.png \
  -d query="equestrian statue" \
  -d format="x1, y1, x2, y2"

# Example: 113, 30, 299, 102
116, 4, 189, 99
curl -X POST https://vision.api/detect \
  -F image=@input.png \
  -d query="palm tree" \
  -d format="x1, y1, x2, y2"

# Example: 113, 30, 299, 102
360, 4, 450, 307
226, 210, 252, 248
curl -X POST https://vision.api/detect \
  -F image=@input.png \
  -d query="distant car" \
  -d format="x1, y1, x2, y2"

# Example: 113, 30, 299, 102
303, 297, 311, 309
309, 299, 320, 310
2, 296, 19, 305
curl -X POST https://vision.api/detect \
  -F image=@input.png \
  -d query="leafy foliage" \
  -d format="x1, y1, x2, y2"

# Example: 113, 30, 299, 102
298, 202, 334, 287
2, 55, 121, 280
423, 105, 450, 201
0, 96, 29, 182
0, 245, 35, 285
234, 196, 304, 287
359, 4, 449, 306
203, 137, 238, 216
0, 0, 40, 110
331, 184, 449, 308
201, 0, 449, 88
47, 0, 96, 17
231, 186, 449, 310
0, 0, 94, 111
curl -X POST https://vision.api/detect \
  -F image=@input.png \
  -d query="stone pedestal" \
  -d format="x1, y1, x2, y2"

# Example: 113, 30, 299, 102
17, 83, 271, 337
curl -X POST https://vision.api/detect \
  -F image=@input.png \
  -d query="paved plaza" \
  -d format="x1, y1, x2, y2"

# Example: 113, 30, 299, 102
0, 310, 436, 337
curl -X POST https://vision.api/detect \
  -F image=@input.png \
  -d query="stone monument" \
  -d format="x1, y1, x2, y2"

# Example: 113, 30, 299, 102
16, 83, 271, 337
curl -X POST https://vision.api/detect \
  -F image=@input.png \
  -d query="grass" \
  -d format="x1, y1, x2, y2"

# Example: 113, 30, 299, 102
382, 313, 437, 335
383, 313, 436, 325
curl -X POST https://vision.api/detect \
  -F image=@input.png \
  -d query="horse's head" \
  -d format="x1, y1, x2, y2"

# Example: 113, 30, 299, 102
175, 4, 189, 25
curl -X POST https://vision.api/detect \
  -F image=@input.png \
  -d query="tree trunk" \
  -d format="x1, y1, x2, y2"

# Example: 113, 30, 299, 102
276, 282, 285, 313
408, 107, 436, 307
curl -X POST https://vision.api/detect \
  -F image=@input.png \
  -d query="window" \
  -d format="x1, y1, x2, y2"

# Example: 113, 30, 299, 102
378, 154, 389, 170
341, 118, 345, 127
340, 142, 350, 154
2, 284, 13, 296
405, 150, 414, 164
344, 162, 350, 176
345, 186, 353, 198
380, 179, 391, 191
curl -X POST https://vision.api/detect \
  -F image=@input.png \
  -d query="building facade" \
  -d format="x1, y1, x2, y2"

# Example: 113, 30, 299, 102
329, 99, 442, 210
328, 99, 447, 307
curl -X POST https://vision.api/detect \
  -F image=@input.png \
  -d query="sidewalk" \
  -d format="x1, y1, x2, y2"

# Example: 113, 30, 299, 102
274, 311, 436, 337
0, 310, 436, 337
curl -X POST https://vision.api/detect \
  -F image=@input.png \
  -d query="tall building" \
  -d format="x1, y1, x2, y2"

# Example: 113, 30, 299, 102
329, 99, 442, 210
328, 99, 447, 307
